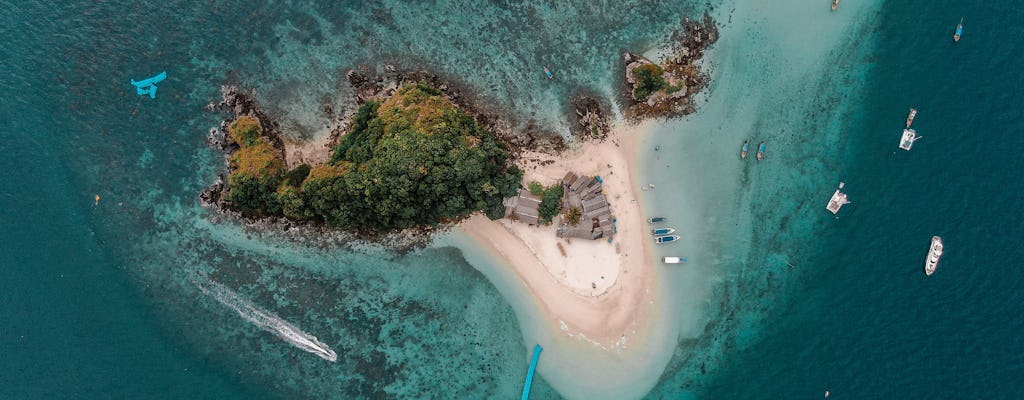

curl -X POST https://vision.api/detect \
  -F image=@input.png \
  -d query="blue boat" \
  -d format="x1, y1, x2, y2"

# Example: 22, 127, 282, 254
130, 71, 167, 99
652, 227, 676, 235
954, 17, 963, 42
543, 66, 553, 79
654, 235, 680, 244
741, 140, 750, 159
756, 141, 766, 161
648, 217, 667, 224
521, 344, 542, 400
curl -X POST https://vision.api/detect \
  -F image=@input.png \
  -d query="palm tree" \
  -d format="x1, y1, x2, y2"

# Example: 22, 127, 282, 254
565, 206, 582, 226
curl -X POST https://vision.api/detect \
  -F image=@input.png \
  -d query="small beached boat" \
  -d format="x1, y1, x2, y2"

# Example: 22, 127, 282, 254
543, 66, 553, 79
652, 227, 676, 235
954, 18, 963, 42
654, 235, 680, 244
756, 141, 766, 161
648, 217, 667, 224
906, 108, 917, 128
741, 140, 750, 159
663, 256, 688, 264
831, 0, 839, 11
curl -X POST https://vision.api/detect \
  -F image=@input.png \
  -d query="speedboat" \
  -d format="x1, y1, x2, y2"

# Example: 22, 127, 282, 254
544, 66, 553, 79
652, 227, 676, 235
654, 235, 680, 244
953, 18, 963, 42
832, 0, 839, 11
756, 141, 766, 161
906, 108, 917, 128
648, 217, 667, 224
925, 236, 943, 276
741, 140, 750, 159
663, 256, 688, 264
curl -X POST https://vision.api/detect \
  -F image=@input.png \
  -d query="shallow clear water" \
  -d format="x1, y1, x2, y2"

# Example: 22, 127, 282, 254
4, 0, 1022, 398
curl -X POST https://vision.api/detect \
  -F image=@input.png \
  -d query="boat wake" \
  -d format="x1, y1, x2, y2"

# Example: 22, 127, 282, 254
192, 275, 338, 362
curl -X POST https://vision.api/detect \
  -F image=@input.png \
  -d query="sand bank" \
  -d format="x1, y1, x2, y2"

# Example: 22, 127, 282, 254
459, 123, 659, 347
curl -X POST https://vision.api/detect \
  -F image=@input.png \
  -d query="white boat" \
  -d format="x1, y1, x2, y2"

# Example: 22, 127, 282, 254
663, 256, 688, 264
898, 128, 920, 151
906, 108, 918, 128
925, 236, 943, 276
654, 235, 680, 244
826, 182, 850, 215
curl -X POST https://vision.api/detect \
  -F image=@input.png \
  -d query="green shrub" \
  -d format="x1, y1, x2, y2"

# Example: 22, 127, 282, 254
528, 181, 544, 196
538, 185, 564, 224
632, 63, 667, 101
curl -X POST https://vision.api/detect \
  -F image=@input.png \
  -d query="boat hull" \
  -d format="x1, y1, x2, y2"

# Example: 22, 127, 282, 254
925, 236, 943, 275
654, 235, 680, 244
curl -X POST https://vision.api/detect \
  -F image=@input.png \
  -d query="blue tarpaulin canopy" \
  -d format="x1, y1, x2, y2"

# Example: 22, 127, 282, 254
130, 71, 166, 99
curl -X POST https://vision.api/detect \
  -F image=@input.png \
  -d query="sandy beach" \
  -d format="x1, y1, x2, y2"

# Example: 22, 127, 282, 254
459, 123, 657, 347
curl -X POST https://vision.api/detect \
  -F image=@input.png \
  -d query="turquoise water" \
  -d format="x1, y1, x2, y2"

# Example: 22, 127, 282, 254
3, 0, 1022, 398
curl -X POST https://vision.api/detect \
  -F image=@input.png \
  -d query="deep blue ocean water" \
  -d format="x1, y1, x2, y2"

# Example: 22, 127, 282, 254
695, 1, 1024, 398
3, 0, 1023, 398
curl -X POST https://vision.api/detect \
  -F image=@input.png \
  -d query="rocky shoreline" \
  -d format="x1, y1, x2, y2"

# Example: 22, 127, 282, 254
622, 14, 719, 120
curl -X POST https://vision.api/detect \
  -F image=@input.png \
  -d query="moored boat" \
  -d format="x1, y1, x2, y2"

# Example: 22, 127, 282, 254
825, 182, 850, 215
953, 18, 963, 42
648, 217, 667, 224
756, 141, 766, 161
925, 236, 943, 275
652, 227, 676, 235
906, 108, 917, 128
898, 128, 920, 151
741, 140, 750, 159
544, 66, 553, 79
654, 235, 680, 244
831, 0, 839, 11
663, 256, 688, 264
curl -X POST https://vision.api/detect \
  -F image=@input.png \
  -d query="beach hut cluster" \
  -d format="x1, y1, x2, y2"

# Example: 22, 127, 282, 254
503, 172, 614, 241
556, 172, 614, 240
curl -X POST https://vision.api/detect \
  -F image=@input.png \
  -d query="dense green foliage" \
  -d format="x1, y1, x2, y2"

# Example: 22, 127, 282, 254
222, 84, 521, 230
329, 102, 382, 165
283, 164, 311, 188
229, 172, 282, 215
260, 83, 519, 230
537, 185, 564, 224
632, 63, 668, 101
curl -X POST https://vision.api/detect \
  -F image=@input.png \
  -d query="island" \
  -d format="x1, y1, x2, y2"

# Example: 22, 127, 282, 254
202, 15, 718, 349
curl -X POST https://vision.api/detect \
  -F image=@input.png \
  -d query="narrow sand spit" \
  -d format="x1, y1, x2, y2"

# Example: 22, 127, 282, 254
459, 124, 656, 347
